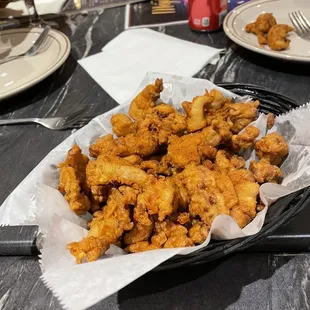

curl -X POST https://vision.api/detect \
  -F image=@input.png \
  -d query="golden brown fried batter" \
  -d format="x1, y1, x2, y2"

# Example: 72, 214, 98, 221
267, 113, 275, 129
214, 150, 245, 173
255, 132, 288, 165
229, 170, 260, 228
129, 78, 163, 120
267, 24, 294, 51
177, 164, 230, 226
111, 114, 137, 136
67, 187, 135, 263
188, 221, 209, 244
124, 221, 154, 245
249, 159, 283, 183
245, 13, 277, 45
58, 145, 91, 215
231, 126, 260, 151
167, 127, 220, 168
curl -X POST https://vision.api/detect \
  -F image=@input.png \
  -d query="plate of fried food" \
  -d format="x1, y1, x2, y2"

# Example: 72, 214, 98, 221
3, 73, 310, 309
223, 0, 310, 62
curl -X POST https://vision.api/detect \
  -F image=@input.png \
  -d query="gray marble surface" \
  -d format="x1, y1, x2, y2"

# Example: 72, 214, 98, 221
1, 7, 310, 310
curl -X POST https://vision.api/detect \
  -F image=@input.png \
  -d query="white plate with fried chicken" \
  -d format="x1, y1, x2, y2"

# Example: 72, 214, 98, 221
223, 0, 310, 62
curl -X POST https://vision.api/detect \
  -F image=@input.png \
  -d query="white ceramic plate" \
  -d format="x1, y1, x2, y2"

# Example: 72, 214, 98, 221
223, 0, 310, 62
0, 27, 71, 100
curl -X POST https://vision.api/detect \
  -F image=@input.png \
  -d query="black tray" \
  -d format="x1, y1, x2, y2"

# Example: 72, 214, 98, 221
155, 83, 310, 271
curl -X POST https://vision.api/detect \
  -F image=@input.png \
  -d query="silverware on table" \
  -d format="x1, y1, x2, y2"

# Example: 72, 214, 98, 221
289, 10, 310, 42
0, 110, 92, 130
0, 25, 51, 65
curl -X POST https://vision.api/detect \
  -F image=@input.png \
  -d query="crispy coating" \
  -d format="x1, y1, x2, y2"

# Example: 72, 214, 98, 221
111, 114, 137, 136
267, 113, 275, 129
124, 221, 154, 245
267, 24, 293, 51
231, 126, 260, 151
229, 170, 260, 228
177, 164, 230, 226
67, 187, 135, 263
182, 91, 214, 132
58, 145, 91, 215
167, 127, 220, 168
188, 221, 209, 244
255, 132, 288, 165
89, 131, 159, 158
245, 13, 277, 45
249, 159, 283, 183
214, 150, 245, 174
129, 78, 163, 120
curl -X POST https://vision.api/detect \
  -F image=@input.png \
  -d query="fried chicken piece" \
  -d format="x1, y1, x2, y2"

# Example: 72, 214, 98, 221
189, 221, 209, 244
167, 127, 220, 168
89, 130, 159, 158
137, 177, 179, 222
58, 145, 91, 215
249, 159, 283, 183
229, 170, 260, 228
129, 78, 163, 120
123, 155, 143, 166
155, 220, 194, 248
231, 126, 260, 151
86, 159, 151, 189
214, 150, 245, 173
255, 132, 288, 165
110, 114, 137, 136
182, 91, 214, 132
67, 187, 135, 263
267, 113, 275, 129
267, 24, 293, 51
140, 159, 171, 176
124, 221, 154, 245
137, 106, 187, 145
228, 101, 260, 133
212, 120, 233, 142
177, 164, 230, 226
245, 13, 277, 45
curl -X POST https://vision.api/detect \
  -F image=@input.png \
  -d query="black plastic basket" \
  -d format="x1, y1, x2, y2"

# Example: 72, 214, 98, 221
154, 83, 310, 271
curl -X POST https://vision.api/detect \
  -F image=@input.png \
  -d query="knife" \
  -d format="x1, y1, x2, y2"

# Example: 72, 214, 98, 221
0, 225, 40, 256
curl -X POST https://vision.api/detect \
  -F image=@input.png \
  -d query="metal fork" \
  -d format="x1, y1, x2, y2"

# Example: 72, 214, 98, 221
288, 10, 310, 42
0, 26, 50, 65
0, 109, 91, 130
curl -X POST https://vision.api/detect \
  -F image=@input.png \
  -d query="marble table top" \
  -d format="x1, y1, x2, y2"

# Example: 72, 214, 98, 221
1, 7, 310, 310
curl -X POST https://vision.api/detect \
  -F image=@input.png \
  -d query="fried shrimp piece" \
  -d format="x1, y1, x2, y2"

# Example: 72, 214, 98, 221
188, 221, 209, 244
245, 13, 277, 45
182, 91, 214, 132
231, 126, 260, 151
58, 145, 91, 215
255, 132, 288, 165
129, 78, 163, 120
86, 159, 151, 189
267, 24, 293, 51
89, 131, 159, 158
111, 114, 137, 136
67, 187, 135, 263
229, 170, 260, 228
227, 101, 260, 133
167, 127, 220, 168
177, 164, 230, 226
249, 159, 283, 183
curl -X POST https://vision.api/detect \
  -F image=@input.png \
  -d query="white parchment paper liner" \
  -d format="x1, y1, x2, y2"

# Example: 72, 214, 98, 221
1, 73, 309, 310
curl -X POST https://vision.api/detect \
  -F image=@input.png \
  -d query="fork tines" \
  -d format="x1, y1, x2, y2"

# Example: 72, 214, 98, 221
289, 10, 310, 40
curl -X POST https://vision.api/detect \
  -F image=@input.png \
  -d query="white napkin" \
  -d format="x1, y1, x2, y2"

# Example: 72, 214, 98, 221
78, 28, 223, 104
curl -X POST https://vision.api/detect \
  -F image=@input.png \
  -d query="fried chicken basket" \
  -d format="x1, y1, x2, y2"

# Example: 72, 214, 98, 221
155, 83, 310, 271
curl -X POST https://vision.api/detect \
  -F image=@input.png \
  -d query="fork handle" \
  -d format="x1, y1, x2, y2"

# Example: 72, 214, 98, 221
0, 55, 20, 65
0, 118, 39, 126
